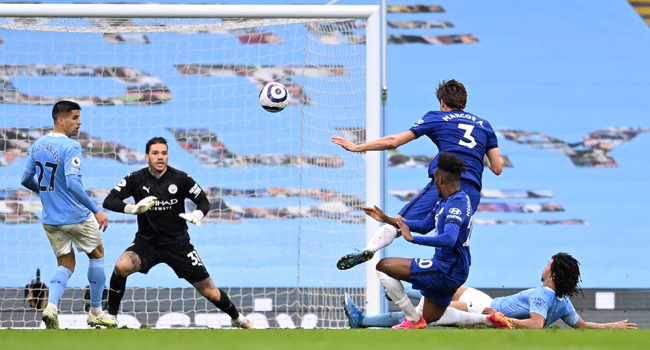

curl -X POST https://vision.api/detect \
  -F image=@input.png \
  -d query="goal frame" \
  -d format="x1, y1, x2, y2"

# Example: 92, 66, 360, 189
0, 3, 384, 318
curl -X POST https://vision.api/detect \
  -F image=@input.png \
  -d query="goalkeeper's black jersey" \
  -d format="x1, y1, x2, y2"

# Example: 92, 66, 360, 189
104, 166, 209, 246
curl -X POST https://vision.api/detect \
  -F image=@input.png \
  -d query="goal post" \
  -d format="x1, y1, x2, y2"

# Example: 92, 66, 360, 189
0, 4, 382, 328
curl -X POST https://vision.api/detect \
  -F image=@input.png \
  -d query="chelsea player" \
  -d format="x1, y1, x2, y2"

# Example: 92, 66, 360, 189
343, 253, 637, 330
20, 101, 116, 329
361, 153, 489, 329
333, 79, 503, 270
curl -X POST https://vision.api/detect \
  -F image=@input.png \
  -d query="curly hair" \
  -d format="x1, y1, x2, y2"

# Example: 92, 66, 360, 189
551, 252, 583, 298
436, 79, 467, 110
437, 152, 466, 178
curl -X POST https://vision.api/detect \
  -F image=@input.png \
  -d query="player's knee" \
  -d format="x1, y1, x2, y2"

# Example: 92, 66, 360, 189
376, 258, 390, 273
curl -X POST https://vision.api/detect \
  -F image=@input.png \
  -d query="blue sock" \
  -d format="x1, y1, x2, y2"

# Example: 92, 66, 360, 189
48, 266, 72, 306
362, 312, 405, 328
87, 258, 106, 308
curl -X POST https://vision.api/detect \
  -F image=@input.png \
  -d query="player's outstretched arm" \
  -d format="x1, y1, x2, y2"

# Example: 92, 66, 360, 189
574, 317, 637, 329
485, 148, 503, 175
332, 131, 416, 152
361, 205, 399, 227
509, 313, 545, 329
20, 171, 39, 193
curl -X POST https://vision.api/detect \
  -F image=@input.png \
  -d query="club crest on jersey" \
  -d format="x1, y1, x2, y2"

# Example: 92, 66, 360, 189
72, 156, 81, 167
449, 208, 462, 215
168, 184, 178, 194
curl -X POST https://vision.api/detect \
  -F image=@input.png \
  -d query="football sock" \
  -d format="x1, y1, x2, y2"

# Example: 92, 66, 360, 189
364, 225, 397, 252
87, 258, 106, 311
362, 312, 405, 327
428, 307, 490, 326
377, 271, 419, 322
48, 266, 72, 307
213, 289, 240, 320
107, 272, 127, 316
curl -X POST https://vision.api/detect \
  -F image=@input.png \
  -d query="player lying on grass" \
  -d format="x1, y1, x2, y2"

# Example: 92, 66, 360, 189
102, 137, 253, 328
21, 101, 115, 329
361, 153, 509, 329
343, 252, 636, 329
333, 79, 503, 270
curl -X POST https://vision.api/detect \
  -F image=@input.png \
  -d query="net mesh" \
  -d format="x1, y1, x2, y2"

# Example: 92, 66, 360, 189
0, 15, 369, 329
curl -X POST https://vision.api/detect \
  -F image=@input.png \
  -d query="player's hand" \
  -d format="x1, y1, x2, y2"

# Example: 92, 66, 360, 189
482, 307, 498, 315
361, 205, 388, 222
332, 136, 359, 152
179, 210, 205, 227
124, 196, 157, 215
95, 210, 108, 232
611, 320, 637, 329
395, 218, 413, 242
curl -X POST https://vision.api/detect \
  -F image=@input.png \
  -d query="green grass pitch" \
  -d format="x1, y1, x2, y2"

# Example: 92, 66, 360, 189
2, 329, 650, 350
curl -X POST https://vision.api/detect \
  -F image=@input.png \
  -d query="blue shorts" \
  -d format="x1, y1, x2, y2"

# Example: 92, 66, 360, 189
409, 258, 467, 307
398, 178, 481, 220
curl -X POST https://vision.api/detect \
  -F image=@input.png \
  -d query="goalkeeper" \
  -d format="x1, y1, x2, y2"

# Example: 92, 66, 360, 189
102, 137, 253, 328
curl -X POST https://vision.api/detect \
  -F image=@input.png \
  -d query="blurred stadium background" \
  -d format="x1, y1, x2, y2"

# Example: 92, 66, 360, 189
1, 0, 650, 329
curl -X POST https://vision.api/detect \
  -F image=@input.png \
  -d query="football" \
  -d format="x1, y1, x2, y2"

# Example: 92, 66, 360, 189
259, 82, 289, 113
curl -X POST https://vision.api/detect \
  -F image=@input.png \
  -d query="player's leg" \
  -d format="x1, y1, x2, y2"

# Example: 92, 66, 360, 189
66, 217, 117, 327
337, 180, 440, 270
375, 257, 424, 327
167, 244, 252, 329
190, 277, 252, 329
107, 246, 150, 317
459, 179, 481, 214
42, 224, 76, 329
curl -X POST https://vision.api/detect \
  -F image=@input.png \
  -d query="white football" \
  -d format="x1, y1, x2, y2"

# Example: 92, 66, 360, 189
259, 82, 289, 113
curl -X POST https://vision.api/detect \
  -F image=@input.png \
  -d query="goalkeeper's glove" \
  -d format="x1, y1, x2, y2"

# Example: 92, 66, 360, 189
124, 196, 157, 215
179, 210, 204, 227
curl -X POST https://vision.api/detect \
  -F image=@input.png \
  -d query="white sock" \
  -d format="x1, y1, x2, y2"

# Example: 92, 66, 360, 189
90, 306, 103, 317
365, 225, 398, 252
415, 296, 425, 315
234, 314, 246, 322
377, 271, 419, 322
428, 307, 490, 326
47, 302, 58, 312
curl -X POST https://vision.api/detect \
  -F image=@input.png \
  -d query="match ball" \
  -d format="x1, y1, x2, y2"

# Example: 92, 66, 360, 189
259, 82, 289, 113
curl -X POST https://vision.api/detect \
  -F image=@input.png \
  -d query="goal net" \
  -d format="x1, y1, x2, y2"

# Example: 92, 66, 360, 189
0, 4, 381, 329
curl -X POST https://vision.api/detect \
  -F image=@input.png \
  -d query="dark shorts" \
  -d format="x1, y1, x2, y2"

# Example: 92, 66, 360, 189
126, 238, 210, 284
398, 179, 481, 220
409, 258, 466, 307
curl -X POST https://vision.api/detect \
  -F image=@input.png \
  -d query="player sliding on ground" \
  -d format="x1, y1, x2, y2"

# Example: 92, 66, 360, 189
102, 137, 253, 329
20, 101, 116, 329
343, 253, 637, 330
362, 153, 503, 329
333, 79, 503, 270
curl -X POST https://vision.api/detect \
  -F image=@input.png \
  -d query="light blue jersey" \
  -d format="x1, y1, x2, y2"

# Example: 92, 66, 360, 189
490, 286, 580, 328
24, 133, 92, 225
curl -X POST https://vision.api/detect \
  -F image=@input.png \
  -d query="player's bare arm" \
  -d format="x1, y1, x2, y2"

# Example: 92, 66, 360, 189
574, 317, 637, 329
509, 312, 545, 329
332, 130, 416, 152
95, 210, 108, 232
485, 148, 503, 175
395, 218, 414, 242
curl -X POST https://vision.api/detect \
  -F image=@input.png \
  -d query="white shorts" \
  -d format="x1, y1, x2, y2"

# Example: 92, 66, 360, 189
459, 288, 494, 314
43, 216, 103, 257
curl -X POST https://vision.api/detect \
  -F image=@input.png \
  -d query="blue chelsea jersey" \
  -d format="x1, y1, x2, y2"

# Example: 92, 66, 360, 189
409, 110, 499, 189
490, 286, 581, 328
24, 133, 92, 225
429, 191, 473, 279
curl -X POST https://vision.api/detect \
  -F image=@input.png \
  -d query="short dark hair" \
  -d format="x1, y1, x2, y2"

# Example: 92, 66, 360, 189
437, 152, 466, 178
436, 79, 467, 110
145, 137, 168, 154
52, 101, 81, 122
551, 252, 582, 298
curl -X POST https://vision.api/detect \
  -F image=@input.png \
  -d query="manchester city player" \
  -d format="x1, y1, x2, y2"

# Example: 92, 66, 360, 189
102, 137, 253, 329
343, 253, 637, 330
333, 79, 503, 270
20, 101, 116, 329
361, 153, 490, 329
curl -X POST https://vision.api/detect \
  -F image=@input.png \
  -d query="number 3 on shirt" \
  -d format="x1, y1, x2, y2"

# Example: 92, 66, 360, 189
458, 123, 477, 149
